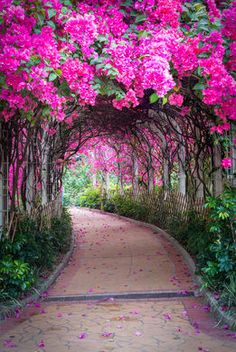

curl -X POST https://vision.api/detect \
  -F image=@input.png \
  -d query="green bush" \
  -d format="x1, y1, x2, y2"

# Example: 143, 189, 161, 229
168, 212, 210, 256
0, 208, 72, 300
79, 187, 102, 209
0, 258, 35, 299
51, 210, 72, 253
63, 162, 91, 206
199, 190, 236, 293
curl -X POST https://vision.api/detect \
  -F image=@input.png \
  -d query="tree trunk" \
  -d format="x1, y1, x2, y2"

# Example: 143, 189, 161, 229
132, 154, 139, 196
41, 131, 49, 205
163, 158, 170, 190
195, 155, 204, 198
0, 152, 8, 231
146, 156, 154, 194
26, 146, 35, 213
213, 144, 223, 196
118, 162, 124, 195
178, 142, 187, 196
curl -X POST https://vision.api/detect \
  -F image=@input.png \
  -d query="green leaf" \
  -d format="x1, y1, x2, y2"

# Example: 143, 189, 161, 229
47, 20, 56, 29
48, 8, 57, 19
198, 52, 211, 58
58, 80, 71, 96
48, 72, 57, 81
97, 35, 108, 43
37, 12, 45, 25
121, 0, 133, 6
162, 96, 168, 105
61, 6, 71, 14
62, 0, 72, 5
138, 30, 149, 40
55, 69, 62, 76
193, 82, 205, 90
135, 14, 146, 23
149, 93, 159, 104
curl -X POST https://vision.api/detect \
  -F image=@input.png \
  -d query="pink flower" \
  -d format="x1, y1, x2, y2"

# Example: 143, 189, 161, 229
180, 106, 190, 116
41, 291, 48, 298
101, 331, 114, 337
221, 158, 232, 169
210, 123, 231, 134
163, 313, 172, 321
38, 340, 45, 349
168, 93, 184, 107
79, 332, 88, 339
226, 332, 236, 338
15, 308, 21, 318
34, 302, 41, 308
3, 339, 17, 348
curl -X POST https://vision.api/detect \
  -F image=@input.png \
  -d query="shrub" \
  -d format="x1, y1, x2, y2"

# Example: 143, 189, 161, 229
199, 190, 236, 293
63, 162, 91, 206
0, 208, 72, 299
79, 187, 102, 209
0, 258, 36, 299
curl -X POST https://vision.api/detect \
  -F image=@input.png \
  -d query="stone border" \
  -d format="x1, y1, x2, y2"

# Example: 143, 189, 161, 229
85, 207, 236, 330
0, 230, 76, 321
45, 290, 194, 303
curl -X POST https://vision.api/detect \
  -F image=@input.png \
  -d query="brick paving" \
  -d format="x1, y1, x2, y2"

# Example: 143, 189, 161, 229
0, 208, 235, 352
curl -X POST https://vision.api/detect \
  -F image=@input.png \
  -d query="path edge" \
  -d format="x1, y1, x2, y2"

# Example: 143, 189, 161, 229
84, 207, 235, 329
0, 229, 76, 321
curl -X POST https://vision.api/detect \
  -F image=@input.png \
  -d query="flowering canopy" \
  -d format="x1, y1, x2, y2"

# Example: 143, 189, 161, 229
0, 0, 235, 125
0, 0, 236, 217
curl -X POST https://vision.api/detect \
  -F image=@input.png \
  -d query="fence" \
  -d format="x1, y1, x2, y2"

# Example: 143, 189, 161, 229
126, 189, 208, 227
2, 193, 63, 240
30, 192, 63, 230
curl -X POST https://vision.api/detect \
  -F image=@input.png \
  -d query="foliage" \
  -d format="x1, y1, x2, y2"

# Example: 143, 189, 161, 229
0, 209, 72, 300
104, 193, 150, 222
79, 187, 103, 209
63, 161, 91, 206
199, 190, 236, 292
168, 212, 210, 256
0, 259, 35, 299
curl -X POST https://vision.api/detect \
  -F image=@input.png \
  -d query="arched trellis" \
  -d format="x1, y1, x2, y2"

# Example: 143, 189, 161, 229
0, 95, 235, 237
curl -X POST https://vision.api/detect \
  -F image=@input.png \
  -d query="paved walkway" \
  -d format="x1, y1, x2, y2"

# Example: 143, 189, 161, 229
0, 208, 235, 352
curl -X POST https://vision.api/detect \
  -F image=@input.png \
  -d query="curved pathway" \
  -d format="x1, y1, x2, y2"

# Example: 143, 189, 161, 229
0, 208, 235, 352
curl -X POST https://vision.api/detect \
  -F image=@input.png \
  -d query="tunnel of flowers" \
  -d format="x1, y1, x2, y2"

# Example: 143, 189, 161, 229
0, 0, 235, 323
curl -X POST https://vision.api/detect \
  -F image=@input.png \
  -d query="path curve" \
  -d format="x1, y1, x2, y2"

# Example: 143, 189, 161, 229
0, 208, 235, 352
48, 208, 195, 297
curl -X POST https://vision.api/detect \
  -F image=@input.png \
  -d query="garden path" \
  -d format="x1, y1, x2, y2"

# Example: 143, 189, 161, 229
0, 208, 235, 352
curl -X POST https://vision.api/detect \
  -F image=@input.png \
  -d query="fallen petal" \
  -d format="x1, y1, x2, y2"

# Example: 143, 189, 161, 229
79, 332, 88, 339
